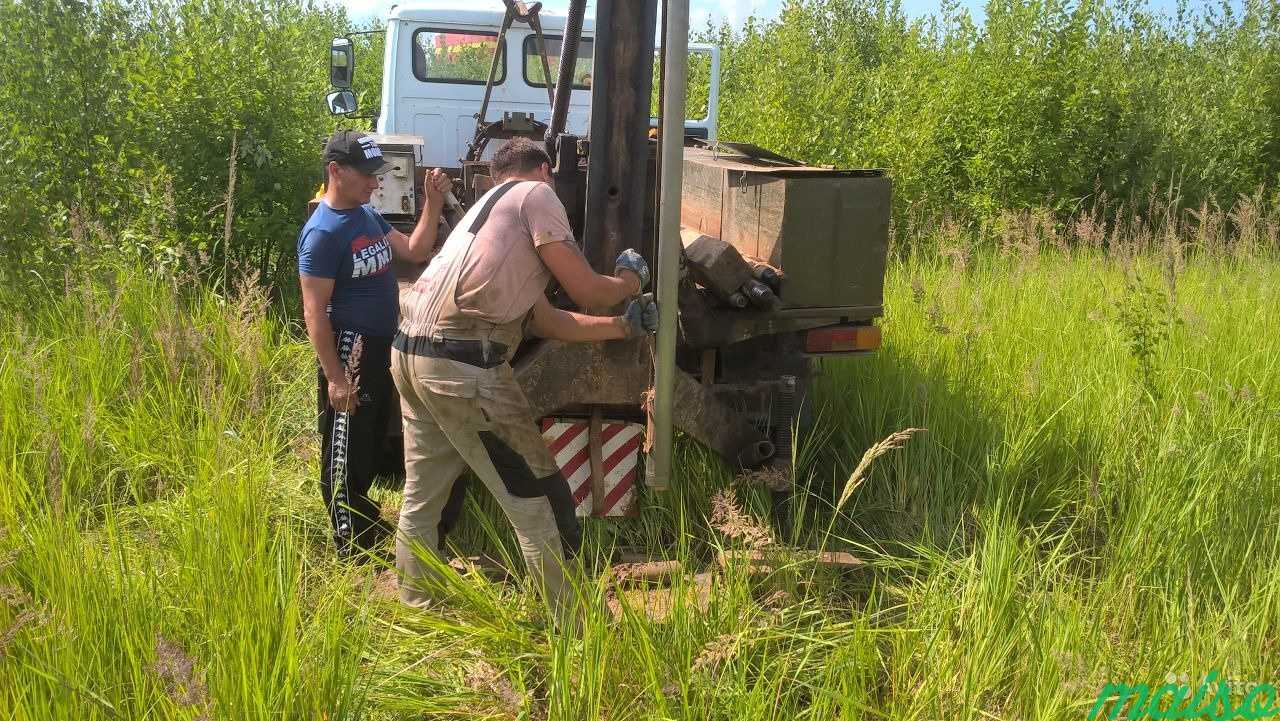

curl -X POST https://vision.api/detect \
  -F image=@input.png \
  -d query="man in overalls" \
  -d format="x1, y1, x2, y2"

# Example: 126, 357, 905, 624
391, 138, 656, 611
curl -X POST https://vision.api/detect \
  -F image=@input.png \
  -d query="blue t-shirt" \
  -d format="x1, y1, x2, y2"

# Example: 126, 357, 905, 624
297, 202, 398, 337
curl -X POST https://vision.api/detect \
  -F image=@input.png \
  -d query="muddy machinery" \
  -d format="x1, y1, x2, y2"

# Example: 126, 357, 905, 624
324, 0, 890, 515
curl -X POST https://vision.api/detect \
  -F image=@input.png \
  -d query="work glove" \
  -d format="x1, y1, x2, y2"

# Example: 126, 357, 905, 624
621, 293, 659, 337
614, 248, 650, 292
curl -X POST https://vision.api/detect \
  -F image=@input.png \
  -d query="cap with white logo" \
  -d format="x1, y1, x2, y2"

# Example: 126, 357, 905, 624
323, 129, 395, 176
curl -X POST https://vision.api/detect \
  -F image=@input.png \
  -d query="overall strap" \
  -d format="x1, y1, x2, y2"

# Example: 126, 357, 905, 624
468, 180, 521, 234
446, 181, 525, 357
403, 181, 523, 345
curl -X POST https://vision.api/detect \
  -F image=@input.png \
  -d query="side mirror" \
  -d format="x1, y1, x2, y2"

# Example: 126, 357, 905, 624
326, 89, 357, 115
330, 37, 354, 88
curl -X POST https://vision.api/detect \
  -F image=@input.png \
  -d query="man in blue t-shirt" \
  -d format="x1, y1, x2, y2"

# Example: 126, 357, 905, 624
298, 129, 451, 560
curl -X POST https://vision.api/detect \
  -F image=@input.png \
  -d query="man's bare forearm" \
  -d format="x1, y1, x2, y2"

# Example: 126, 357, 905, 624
304, 309, 345, 381
539, 241, 641, 310
531, 305, 628, 342
583, 274, 638, 310
403, 197, 445, 262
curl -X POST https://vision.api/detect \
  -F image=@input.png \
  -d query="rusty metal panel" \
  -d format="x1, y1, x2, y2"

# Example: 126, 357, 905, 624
512, 338, 774, 468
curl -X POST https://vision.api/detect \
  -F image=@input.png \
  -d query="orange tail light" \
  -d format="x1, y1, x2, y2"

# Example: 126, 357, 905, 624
805, 324, 881, 354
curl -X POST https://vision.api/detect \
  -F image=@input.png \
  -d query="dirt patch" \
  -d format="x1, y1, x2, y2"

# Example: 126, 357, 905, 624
370, 568, 399, 601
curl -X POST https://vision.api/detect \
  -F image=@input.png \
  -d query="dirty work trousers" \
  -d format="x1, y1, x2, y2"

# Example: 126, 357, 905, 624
390, 350, 579, 612
318, 330, 392, 559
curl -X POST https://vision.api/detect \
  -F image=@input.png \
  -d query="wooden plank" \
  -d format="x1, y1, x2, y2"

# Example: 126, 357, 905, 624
679, 148, 892, 311
609, 560, 684, 586
700, 349, 716, 386
816, 551, 865, 570
717, 548, 865, 575
588, 407, 605, 517
679, 156, 725, 238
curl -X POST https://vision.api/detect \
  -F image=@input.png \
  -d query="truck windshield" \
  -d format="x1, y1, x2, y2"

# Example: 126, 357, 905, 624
412, 28, 505, 85
523, 35, 594, 89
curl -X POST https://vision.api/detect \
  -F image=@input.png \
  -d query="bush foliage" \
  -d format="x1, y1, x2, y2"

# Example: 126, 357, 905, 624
712, 0, 1280, 224
1, 0, 1277, 283
0, 0, 349, 285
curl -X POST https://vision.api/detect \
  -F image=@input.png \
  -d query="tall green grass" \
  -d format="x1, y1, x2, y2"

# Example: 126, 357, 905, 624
1, 243, 1276, 719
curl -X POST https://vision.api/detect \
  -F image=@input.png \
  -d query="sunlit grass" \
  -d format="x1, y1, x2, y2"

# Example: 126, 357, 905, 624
1, 247, 1276, 719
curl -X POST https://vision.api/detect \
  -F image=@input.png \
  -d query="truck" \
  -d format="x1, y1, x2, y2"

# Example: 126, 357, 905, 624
321, 0, 890, 522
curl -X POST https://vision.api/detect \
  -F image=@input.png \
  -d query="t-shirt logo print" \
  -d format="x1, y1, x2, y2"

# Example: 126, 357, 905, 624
350, 233, 391, 278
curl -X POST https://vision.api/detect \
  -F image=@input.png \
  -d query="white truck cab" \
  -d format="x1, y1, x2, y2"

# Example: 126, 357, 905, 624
342, 1, 719, 170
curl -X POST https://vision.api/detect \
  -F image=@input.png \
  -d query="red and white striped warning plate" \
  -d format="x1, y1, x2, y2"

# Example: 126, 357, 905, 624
540, 418, 643, 517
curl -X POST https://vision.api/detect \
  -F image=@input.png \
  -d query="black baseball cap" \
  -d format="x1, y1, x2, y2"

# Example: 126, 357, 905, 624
323, 130, 394, 176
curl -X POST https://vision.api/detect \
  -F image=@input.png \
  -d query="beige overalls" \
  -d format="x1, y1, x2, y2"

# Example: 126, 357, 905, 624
390, 181, 577, 612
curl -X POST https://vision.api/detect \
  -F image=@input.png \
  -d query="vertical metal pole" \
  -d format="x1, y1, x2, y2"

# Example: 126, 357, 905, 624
474, 8, 515, 139
546, 0, 587, 144
530, 21, 556, 108
652, 0, 688, 490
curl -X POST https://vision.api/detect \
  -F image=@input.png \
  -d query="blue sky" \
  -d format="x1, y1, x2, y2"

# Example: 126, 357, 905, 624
336, 0, 1228, 30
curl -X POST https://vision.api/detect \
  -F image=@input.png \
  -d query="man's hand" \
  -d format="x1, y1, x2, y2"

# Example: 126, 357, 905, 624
614, 249, 650, 295
328, 376, 360, 413
389, 169, 451, 263
620, 293, 659, 337
424, 168, 451, 204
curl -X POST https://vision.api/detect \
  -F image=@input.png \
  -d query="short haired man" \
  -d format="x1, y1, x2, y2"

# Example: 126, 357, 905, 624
298, 130, 452, 560
392, 137, 657, 611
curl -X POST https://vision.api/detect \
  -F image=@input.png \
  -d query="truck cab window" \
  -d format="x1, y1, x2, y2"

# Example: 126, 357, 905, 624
524, 35, 594, 89
412, 28, 505, 85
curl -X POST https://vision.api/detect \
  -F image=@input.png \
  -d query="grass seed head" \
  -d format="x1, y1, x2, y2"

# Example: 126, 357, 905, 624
837, 428, 926, 512
465, 659, 523, 715
910, 278, 926, 304
691, 633, 738, 675
0, 608, 43, 658
710, 489, 773, 549
150, 636, 208, 709
735, 465, 791, 492
0, 584, 31, 609
0, 545, 17, 576
345, 335, 364, 392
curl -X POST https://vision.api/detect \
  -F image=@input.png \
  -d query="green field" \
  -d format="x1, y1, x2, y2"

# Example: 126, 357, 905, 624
2, 0, 1278, 717
3, 233, 1276, 719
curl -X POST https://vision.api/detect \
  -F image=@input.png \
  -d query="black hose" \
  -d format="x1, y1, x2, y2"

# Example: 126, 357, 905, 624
545, 0, 587, 145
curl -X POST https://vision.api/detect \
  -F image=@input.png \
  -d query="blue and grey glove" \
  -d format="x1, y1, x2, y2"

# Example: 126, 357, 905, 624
614, 248, 650, 292
622, 293, 659, 337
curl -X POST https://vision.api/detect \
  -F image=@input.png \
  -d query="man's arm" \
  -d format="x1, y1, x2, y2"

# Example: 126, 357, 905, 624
522, 182, 645, 310
537, 242, 641, 310
527, 294, 657, 342
527, 294, 629, 341
386, 168, 451, 263
299, 274, 358, 412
